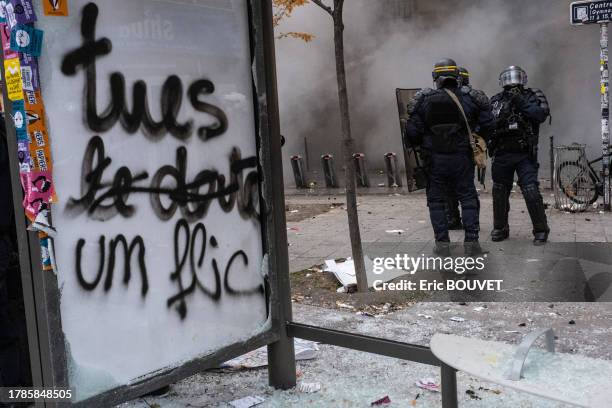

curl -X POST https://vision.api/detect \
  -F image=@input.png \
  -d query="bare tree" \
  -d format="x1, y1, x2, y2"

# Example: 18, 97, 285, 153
274, 0, 368, 292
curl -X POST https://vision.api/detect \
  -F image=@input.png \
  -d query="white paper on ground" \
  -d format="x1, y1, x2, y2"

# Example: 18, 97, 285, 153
229, 395, 265, 408
324, 257, 408, 288
325, 259, 355, 287
297, 382, 322, 393
221, 339, 318, 369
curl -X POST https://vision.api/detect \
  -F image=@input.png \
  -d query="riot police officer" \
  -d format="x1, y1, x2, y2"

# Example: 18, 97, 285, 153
445, 66, 473, 230
458, 66, 471, 88
405, 59, 495, 255
489, 66, 550, 245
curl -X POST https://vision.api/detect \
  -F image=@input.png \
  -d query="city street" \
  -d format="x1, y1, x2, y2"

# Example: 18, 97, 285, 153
284, 189, 609, 273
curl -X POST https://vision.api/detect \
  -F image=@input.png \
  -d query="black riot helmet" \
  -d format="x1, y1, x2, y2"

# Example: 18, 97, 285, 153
458, 67, 470, 86
432, 58, 459, 89
499, 66, 528, 88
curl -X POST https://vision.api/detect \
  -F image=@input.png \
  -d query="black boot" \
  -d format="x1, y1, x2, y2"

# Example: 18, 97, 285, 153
434, 231, 450, 258
491, 183, 510, 242
434, 240, 451, 257
522, 184, 550, 246
464, 241, 485, 257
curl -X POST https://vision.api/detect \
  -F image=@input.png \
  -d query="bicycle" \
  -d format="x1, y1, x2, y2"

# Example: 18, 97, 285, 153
557, 153, 605, 205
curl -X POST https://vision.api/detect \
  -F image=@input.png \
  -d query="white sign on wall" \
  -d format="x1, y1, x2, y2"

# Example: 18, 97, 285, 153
36, 0, 268, 401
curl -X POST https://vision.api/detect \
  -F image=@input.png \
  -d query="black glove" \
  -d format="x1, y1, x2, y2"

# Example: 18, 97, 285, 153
508, 87, 524, 107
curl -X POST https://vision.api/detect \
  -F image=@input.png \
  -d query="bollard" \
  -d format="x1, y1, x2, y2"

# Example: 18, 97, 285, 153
384, 152, 402, 187
549, 134, 554, 191
352, 153, 370, 188
304, 136, 310, 171
321, 154, 338, 188
290, 155, 307, 188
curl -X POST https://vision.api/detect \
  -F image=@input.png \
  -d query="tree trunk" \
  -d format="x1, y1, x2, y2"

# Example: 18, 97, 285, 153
332, 0, 368, 293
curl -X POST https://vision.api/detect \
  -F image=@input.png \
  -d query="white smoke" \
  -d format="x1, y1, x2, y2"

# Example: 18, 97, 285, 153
275, 0, 602, 184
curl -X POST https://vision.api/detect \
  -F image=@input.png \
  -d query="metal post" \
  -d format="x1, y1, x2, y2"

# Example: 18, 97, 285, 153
304, 136, 310, 171
384, 152, 402, 187
440, 364, 459, 408
352, 153, 370, 188
601, 23, 611, 210
256, 0, 296, 390
321, 154, 338, 188
549, 134, 554, 191
290, 155, 307, 188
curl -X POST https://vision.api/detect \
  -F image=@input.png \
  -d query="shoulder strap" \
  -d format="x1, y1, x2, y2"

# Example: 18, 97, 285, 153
444, 89, 483, 159
443, 88, 472, 136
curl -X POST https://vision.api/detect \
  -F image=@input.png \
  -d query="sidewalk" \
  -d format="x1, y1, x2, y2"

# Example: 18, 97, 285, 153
286, 190, 608, 273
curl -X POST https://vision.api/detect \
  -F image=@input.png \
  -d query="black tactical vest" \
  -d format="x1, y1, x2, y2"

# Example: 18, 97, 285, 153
424, 90, 466, 153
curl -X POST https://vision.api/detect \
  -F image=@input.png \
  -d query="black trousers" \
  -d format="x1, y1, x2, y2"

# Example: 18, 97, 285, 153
426, 153, 480, 242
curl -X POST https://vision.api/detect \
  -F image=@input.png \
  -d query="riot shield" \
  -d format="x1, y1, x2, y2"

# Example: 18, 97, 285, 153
396, 88, 427, 191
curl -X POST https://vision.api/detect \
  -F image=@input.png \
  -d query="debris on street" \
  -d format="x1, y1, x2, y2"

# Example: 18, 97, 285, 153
465, 389, 482, 400
228, 395, 265, 408
324, 258, 358, 288
324, 256, 409, 289
336, 301, 355, 310
222, 339, 318, 369
415, 378, 440, 392
479, 386, 502, 395
297, 382, 322, 393
370, 395, 391, 405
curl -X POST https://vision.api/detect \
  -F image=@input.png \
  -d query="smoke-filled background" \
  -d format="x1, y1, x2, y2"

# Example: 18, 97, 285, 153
274, 0, 600, 186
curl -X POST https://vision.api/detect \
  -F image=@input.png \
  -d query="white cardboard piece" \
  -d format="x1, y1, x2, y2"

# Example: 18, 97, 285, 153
324, 257, 408, 288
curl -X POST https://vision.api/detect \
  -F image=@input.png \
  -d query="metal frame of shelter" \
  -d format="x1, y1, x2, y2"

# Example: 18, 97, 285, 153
3, 1, 459, 407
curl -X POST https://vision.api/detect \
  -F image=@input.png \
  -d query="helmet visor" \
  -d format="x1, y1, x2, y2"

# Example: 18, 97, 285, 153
500, 68, 527, 87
